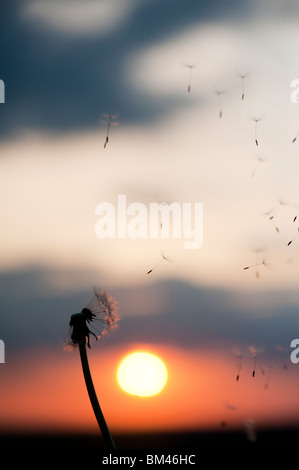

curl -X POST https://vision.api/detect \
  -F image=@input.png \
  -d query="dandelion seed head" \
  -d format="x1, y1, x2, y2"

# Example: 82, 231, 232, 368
67, 288, 119, 348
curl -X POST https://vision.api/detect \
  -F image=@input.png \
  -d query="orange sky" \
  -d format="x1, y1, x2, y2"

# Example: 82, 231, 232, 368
1, 343, 299, 434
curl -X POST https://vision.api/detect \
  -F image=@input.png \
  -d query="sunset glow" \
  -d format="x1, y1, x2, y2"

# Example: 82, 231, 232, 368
2, 1, 299, 454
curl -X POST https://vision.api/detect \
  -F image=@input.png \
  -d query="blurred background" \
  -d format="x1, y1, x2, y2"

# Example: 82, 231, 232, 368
1, 0, 299, 456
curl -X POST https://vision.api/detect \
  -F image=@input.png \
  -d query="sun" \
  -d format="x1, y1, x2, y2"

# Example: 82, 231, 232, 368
117, 351, 168, 397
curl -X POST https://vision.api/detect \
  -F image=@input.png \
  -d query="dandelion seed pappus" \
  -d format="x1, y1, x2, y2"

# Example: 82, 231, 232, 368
67, 289, 119, 348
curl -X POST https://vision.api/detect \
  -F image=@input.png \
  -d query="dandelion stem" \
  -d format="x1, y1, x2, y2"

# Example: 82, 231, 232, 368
78, 340, 116, 449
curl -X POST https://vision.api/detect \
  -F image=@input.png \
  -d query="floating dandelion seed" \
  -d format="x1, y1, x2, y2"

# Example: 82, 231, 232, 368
287, 227, 299, 246
243, 259, 270, 278
275, 344, 289, 370
251, 155, 267, 178
251, 115, 263, 146
225, 403, 238, 411
265, 199, 288, 233
67, 288, 119, 449
248, 344, 265, 378
158, 200, 174, 229
101, 114, 119, 149
290, 202, 299, 223
213, 86, 227, 118
263, 366, 273, 390
238, 71, 250, 100
244, 419, 257, 442
221, 403, 238, 428
268, 215, 280, 233
243, 247, 270, 279
231, 347, 243, 381
147, 250, 172, 274
292, 128, 299, 143
183, 62, 198, 93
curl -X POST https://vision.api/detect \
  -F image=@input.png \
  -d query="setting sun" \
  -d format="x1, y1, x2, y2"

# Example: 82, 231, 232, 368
117, 352, 168, 397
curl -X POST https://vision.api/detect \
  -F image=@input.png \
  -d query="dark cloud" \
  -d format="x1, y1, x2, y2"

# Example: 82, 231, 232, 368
0, 0, 254, 138
0, 266, 297, 361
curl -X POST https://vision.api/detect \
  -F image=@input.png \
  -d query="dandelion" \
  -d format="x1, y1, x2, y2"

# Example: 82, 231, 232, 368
68, 288, 119, 449
248, 344, 265, 377
147, 250, 172, 274
101, 114, 119, 149
183, 62, 198, 93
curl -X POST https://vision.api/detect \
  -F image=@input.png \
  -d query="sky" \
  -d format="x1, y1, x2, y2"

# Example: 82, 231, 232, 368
1, 0, 299, 440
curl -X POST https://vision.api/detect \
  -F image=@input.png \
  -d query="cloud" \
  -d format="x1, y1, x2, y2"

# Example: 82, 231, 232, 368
0, 0, 259, 137
21, 0, 140, 37
1, 267, 298, 358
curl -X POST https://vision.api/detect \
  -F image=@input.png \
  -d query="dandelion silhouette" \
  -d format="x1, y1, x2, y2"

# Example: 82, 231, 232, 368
147, 250, 172, 274
101, 114, 119, 149
238, 71, 250, 100
248, 344, 265, 378
183, 62, 198, 93
68, 289, 119, 449
213, 86, 226, 118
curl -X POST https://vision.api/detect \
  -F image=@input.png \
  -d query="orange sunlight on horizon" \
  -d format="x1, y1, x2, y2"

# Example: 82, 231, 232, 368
0, 343, 299, 434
